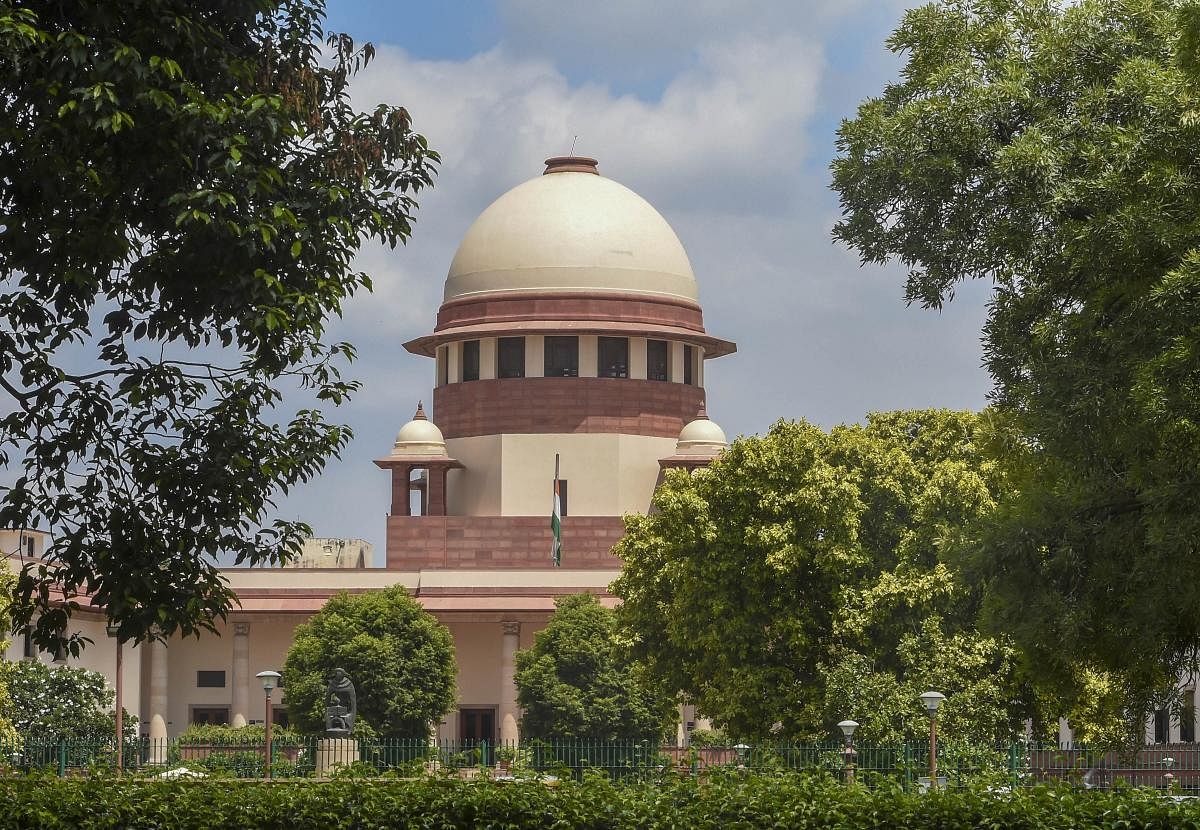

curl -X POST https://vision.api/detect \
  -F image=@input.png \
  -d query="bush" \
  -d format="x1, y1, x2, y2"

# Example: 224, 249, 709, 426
174, 723, 303, 747
0, 775, 1198, 828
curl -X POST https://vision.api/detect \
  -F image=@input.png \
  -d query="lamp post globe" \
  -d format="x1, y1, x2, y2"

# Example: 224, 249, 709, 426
919, 691, 945, 717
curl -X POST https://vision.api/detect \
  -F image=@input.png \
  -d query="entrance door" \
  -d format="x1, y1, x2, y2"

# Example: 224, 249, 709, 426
459, 708, 496, 745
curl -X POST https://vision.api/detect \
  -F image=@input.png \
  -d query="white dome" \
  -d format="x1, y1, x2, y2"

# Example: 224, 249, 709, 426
392, 402, 447, 457
444, 158, 698, 303
676, 412, 727, 457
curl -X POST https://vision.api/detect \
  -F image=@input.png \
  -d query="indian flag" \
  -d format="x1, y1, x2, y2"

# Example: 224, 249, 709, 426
551, 453, 562, 567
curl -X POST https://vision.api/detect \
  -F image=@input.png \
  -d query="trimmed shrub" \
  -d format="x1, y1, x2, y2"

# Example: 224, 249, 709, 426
0, 773, 1198, 828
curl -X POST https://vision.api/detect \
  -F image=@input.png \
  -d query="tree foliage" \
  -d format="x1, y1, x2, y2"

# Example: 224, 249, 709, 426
0, 659, 134, 741
612, 410, 1027, 743
0, 562, 14, 742
282, 586, 456, 739
515, 593, 675, 743
0, 1, 437, 653
831, 0, 1200, 716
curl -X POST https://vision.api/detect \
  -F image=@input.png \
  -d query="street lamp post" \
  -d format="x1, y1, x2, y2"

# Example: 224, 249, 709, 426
733, 743, 749, 773
106, 624, 123, 772
837, 720, 859, 785
256, 670, 281, 779
919, 691, 945, 791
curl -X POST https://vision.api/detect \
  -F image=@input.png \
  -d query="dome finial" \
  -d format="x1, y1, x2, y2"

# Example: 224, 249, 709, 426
696, 400, 708, 420
544, 156, 599, 175
413, 401, 427, 420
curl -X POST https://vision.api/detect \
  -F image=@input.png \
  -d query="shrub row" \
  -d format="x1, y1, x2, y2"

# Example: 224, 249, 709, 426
1, 772, 1198, 829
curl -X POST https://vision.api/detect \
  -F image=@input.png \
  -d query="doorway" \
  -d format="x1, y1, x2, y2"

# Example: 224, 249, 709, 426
459, 707, 496, 746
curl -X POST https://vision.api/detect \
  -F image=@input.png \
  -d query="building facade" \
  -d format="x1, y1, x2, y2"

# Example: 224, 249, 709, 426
5, 156, 734, 746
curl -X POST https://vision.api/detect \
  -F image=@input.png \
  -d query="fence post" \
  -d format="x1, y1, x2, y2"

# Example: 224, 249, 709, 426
479, 739, 488, 771
903, 742, 912, 791
1009, 742, 1019, 789
57, 738, 67, 778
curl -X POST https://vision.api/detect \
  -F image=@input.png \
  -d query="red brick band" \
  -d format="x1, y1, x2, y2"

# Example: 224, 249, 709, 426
435, 291, 706, 333
432, 377, 705, 439
385, 515, 625, 569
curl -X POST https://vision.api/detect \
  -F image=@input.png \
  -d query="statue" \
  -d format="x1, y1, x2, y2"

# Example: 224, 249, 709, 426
323, 668, 356, 737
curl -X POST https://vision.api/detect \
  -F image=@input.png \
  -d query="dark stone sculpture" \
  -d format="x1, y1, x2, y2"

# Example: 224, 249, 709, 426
324, 668, 357, 737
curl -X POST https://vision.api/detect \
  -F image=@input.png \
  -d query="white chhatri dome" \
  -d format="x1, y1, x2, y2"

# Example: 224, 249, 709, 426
675, 405, 727, 457
444, 157, 698, 303
392, 402, 447, 457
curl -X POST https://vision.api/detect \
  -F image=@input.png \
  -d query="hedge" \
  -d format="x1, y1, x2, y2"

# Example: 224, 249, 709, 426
0, 772, 1198, 829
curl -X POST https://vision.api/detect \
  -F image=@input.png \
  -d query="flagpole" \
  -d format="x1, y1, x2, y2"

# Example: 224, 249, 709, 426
551, 453, 562, 567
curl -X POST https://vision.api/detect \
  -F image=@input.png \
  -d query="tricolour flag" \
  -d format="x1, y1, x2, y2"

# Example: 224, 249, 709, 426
551, 453, 562, 567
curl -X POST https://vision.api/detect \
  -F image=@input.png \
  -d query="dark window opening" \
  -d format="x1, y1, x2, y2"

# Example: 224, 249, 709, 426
191, 706, 230, 726
498, 337, 525, 378
197, 670, 226, 688
438, 347, 449, 386
544, 336, 578, 377
647, 340, 669, 381
459, 708, 496, 745
273, 707, 290, 729
598, 337, 629, 378
684, 345, 695, 385
1154, 708, 1169, 743
21, 626, 34, 659
461, 340, 480, 382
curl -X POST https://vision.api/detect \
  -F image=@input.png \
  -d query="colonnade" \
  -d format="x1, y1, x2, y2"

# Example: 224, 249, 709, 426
142, 618, 528, 750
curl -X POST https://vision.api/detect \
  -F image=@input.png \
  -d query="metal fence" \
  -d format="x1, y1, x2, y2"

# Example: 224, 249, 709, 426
0, 736, 1193, 789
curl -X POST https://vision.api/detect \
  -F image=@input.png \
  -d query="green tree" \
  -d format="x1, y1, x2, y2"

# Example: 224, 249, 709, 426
831, 0, 1200, 720
282, 586, 456, 739
515, 593, 675, 743
613, 410, 1027, 742
0, 660, 134, 741
0, 1, 436, 654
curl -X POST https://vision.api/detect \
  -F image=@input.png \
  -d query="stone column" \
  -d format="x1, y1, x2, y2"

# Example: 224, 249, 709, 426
148, 637, 169, 763
428, 466, 448, 516
391, 465, 412, 516
230, 622, 250, 727
499, 621, 521, 746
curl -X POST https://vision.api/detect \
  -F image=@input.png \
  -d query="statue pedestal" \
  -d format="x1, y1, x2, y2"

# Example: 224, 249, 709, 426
316, 737, 359, 775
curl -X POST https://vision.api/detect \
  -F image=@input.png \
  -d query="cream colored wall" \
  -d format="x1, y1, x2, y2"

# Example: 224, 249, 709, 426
480, 337, 497, 380
163, 624, 237, 735
437, 621, 538, 742
445, 435, 503, 516
0, 528, 48, 559
159, 616, 304, 735
670, 341, 685, 384
525, 335, 545, 378
579, 336, 598, 378
245, 617, 305, 723
498, 433, 676, 516
629, 337, 648, 379
69, 616, 144, 722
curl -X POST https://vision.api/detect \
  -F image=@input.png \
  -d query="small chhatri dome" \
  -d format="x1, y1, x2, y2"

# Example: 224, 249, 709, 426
444, 156, 698, 303
675, 403, 727, 457
392, 401, 447, 457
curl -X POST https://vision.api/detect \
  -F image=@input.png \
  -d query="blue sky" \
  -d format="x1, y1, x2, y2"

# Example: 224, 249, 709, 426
276, 1, 994, 559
